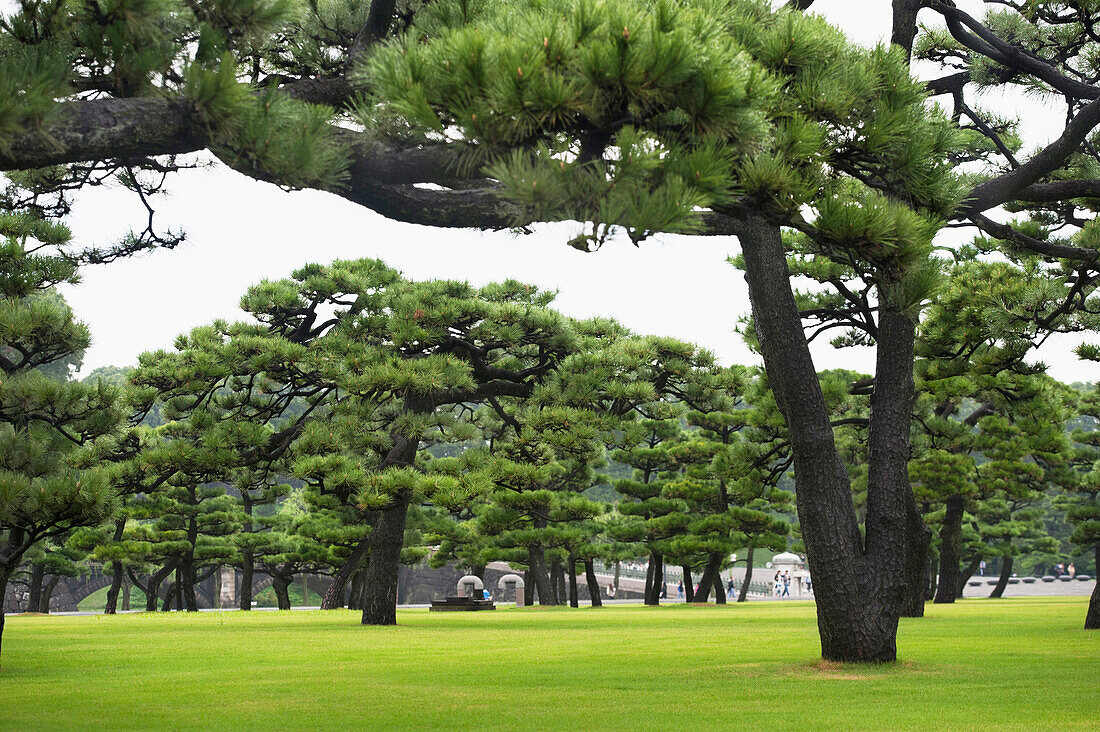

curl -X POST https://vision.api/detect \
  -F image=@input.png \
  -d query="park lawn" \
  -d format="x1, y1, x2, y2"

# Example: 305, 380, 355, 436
1, 598, 1096, 731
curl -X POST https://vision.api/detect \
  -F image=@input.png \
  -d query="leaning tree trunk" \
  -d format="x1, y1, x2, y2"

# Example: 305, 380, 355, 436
737, 546, 755, 603
956, 557, 982, 598
523, 570, 535, 606
1085, 544, 1099, 630
990, 556, 1013, 598
566, 554, 579, 608
144, 561, 175, 612
682, 565, 695, 603
733, 213, 911, 662
361, 493, 411, 626
934, 495, 964, 604
239, 548, 255, 611
527, 545, 555, 606
322, 534, 371, 610
121, 581, 131, 611
695, 553, 723, 603
104, 518, 127, 615
348, 566, 365, 611
584, 559, 602, 607
900, 500, 932, 617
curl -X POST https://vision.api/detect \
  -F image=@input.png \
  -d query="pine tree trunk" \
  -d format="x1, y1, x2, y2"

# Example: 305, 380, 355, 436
645, 552, 663, 605
737, 547, 755, 603
523, 570, 534, 606
613, 561, 620, 593
566, 554, 579, 608
273, 575, 292, 610
361, 493, 410, 626
40, 575, 60, 613
990, 556, 1012, 598
682, 565, 694, 603
348, 567, 364, 611
0, 564, 10, 671
733, 213, 908, 662
696, 553, 723, 603
121, 581, 131, 611
1085, 544, 1099, 630
900, 501, 931, 617
146, 562, 175, 612
551, 559, 566, 605
104, 518, 127, 615
956, 557, 982, 598
644, 559, 654, 601
526, 546, 554, 605
240, 550, 254, 611
584, 559, 602, 607
934, 495, 964, 603
162, 582, 174, 612
322, 535, 370, 610
713, 572, 726, 604
27, 564, 44, 613
175, 566, 184, 612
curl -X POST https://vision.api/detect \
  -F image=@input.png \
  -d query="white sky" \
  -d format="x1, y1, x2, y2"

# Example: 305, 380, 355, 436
57, 0, 1097, 383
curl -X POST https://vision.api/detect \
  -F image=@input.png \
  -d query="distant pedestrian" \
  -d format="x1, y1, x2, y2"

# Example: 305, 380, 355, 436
1069, 563, 1077, 578
727, 577, 735, 599
677, 581, 684, 599
979, 560, 986, 576
781, 571, 791, 598
607, 583, 615, 599
1055, 562, 1065, 578
660, 583, 667, 599
773, 570, 782, 597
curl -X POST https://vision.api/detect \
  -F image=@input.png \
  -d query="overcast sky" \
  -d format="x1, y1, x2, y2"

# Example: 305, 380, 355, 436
57, 0, 1095, 383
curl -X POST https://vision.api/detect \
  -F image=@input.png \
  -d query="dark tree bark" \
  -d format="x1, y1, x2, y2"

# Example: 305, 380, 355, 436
551, 559, 567, 605
162, 582, 174, 612
713, 572, 726, 605
39, 575, 60, 613
695, 553, 723, 603
584, 559, 602, 607
26, 564, 44, 613
956, 557, 982, 598
527, 545, 555, 605
891, 0, 924, 58
567, 555, 579, 608
0, 564, 10, 670
1086, 545, 1099, 630
990, 556, 1012, 598
613, 561, 620, 594
934, 495, 964, 604
644, 552, 664, 606
272, 574, 292, 610
322, 535, 371, 610
142, 561, 176, 612
239, 550, 254, 611
104, 518, 128, 615
732, 213, 911, 662
348, 565, 367, 610
361, 493, 410, 625
644, 559, 654, 601
121, 581, 131, 611
523, 570, 535, 606
900, 501, 932, 617
737, 546, 755, 603
682, 565, 695, 603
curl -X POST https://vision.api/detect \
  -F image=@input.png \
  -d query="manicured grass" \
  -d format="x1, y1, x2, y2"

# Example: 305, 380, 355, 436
2, 599, 1097, 730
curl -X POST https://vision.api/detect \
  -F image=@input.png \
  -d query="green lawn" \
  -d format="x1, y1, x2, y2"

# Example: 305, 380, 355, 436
2, 598, 1097, 730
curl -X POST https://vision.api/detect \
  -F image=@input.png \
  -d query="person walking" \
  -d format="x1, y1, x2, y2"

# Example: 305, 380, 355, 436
979, 560, 986, 576
780, 571, 791, 598
677, 581, 684, 599
1069, 563, 1077, 578
726, 577, 735, 599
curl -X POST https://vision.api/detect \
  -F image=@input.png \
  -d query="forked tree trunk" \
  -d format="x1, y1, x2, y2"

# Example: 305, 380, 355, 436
990, 556, 1012, 598
1085, 545, 1099, 630
733, 214, 911, 662
584, 559, 602, 607
695, 553, 723, 603
322, 535, 371, 610
737, 547, 755, 603
934, 495, 964, 604
361, 493, 410, 625
645, 552, 663, 606
682, 565, 694, 603
144, 561, 175, 612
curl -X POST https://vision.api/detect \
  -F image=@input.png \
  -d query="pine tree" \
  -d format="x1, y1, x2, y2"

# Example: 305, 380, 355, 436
0, 215, 124, 666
